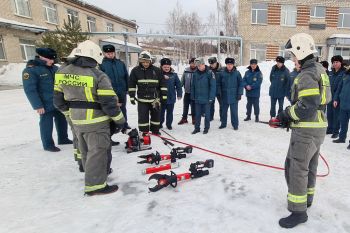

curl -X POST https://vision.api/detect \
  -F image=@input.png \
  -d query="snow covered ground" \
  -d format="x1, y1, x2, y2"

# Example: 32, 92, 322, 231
1, 61, 350, 233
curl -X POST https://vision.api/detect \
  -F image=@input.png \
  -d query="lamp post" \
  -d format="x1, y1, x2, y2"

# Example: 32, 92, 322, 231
216, 0, 220, 61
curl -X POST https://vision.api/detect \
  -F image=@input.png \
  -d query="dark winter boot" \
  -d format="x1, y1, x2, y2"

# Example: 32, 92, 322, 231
219, 125, 226, 129
333, 138, 345, 143
203, 129, 209, 134
347, 143, 350, 150
44, 146, 61, 152
178, 118, 188, 125
279, 211, 308, 228
58, 139, 73, 145
192, 129, 200, 134
331, 133, 339, 139
244, 116, 251, 121
85, 184, 119, 196
255, 115, 259, 122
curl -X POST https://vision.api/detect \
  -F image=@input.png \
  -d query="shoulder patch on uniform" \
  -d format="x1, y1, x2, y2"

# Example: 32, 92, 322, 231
23, 72, 30, 80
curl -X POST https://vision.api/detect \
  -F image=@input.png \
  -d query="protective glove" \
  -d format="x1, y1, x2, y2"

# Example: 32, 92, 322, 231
114, 124, 124, 134
276, 109, 291, 128
130, 99, 136, 105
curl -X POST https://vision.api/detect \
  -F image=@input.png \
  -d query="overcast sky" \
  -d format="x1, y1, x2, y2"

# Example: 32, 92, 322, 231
83, 0, 237, 33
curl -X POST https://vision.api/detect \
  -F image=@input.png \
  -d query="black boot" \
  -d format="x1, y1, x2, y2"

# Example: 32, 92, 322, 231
85, 184, 119, 196
44, 146, 61, 152
347, 143, 350, 150
192, 129, 200, 134
333, 138, 345, 143
203, 129, 209, 134
279, 212, 308, 228
244, 116, 251, 121
255, 115, 259, 122
331, 133, 339, 138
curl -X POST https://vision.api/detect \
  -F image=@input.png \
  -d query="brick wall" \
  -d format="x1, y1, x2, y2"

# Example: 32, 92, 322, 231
0, 0, 138, 66
238, 0, 350, 65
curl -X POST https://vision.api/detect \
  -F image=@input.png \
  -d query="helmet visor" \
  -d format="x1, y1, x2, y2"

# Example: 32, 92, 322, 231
285, 39, 292, 49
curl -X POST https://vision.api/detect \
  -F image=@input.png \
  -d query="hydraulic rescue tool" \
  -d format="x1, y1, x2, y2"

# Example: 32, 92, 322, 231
148, 159, 214, 192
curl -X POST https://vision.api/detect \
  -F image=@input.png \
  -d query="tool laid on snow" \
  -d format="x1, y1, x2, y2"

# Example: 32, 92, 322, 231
137, 146, 193, 165
125, 129, 152, 153
148, 159, 214, 192
142, 162, 180, 175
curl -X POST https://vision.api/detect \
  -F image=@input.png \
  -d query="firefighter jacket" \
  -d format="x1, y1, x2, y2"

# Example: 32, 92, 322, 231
287, 58, 331, 129
162, 70, 182, 104
181, 67, 196, 93
99, 57, 129, 101
128, 64, 168, 104
242, 66, 263, 98
269, 64, 290, 98
22, 57, 58, 112
53, 57, 125, 130
329, 67, 346, 99
191, 66, 216, 104
217, 67, 243, 104
334, 69, 350, 110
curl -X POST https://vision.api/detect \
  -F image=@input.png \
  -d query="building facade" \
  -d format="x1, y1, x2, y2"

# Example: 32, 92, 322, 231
0, 0, 140, 67
238, 0, 350, 65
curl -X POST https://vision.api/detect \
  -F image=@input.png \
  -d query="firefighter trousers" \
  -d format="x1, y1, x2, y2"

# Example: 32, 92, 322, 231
76, 123, 111, 193
285, 128, 326, 212
138, 101, 160, 133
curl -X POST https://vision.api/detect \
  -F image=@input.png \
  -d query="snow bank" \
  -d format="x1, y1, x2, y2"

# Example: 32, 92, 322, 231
0, 63, 26, 86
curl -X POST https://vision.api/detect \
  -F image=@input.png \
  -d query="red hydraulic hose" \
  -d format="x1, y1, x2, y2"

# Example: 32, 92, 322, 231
153, 134, 330, 177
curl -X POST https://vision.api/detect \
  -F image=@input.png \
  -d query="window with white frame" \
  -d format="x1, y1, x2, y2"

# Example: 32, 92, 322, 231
250, 44, 266, 61
106, 22, 114, 32
278, 45, 286, 57
338, 8, 350, 28
13, 0, 31, 17
19, 39, 36, 61
334, 47, 350, 58
281, 5, 297, 26
251, 3, 267, 24
316, 46, 323, 56
43, 1, 58, 24
67, 9, 79, 26
0, 36, 6, 60
87, 16, 96, 32
310, 6, 326, 18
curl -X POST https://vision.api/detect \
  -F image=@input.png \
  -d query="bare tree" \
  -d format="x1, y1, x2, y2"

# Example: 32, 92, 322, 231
220, 0, 238, 55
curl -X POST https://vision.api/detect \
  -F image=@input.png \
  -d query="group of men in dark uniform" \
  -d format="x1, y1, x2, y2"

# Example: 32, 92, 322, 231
21, 32, 348, 228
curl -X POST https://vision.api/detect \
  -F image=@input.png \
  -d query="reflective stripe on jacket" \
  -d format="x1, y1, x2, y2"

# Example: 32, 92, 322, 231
287, 58, 331, 128
53, 59, 125, 127
128, 64, 168, 103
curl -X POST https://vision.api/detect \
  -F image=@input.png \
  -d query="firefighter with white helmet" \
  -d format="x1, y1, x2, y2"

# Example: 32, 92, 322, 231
269, 33, 331, 228
54, 40, 125, 196
128, 51, 168, 135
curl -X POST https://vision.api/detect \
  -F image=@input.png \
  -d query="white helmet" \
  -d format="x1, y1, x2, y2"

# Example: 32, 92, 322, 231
74, 40, 103, 64
139, 51, 152, 62
67, 48, 77, 59
285, 33, 317, 60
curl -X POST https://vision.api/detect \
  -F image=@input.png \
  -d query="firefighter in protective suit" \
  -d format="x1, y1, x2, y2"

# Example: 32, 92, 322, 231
269, 33, 331, 228
129, 51, 168, 134
54, 40, 125, 196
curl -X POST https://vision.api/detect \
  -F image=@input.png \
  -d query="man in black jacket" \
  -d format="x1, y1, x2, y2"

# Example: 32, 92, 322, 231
128, 51, 168, 135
